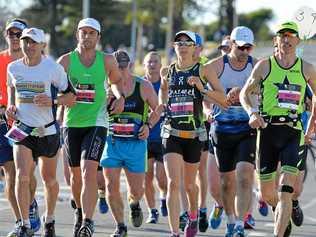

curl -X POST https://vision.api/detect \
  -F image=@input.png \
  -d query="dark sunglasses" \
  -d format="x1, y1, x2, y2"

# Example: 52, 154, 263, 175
237, 45, 252, 51
7, 31, 22, 39
174, 41, 195, 47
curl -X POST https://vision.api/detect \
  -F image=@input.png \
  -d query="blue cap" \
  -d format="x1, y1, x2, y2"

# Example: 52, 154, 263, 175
195, 33, 203, 46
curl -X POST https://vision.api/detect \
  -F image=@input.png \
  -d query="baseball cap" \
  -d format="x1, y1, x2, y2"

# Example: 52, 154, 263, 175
20, 28, 46, 43
218, 39, 231, 49
114, 50, 130, 68
5, 19, 27, 31
78, 18, 101, 33
231, 26, 254, 46
276, 21, 299, 34
174, 31, 197, 44
195, 33, 204, 47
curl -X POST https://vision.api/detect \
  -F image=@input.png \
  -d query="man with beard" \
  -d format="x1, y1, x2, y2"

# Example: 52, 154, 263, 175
58, 18, 124, 237
208, 26, 257, 237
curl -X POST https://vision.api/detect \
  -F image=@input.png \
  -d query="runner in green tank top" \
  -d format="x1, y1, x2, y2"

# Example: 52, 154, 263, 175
57, 18, 124, 237
240, 21, 316, 237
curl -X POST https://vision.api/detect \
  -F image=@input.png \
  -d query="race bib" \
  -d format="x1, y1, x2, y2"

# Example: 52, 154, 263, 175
277, 84, 301, 110
111, 117, 137, 138
170, 96, 194, 118
76, 83, 95, 104
5, 122, 32, 143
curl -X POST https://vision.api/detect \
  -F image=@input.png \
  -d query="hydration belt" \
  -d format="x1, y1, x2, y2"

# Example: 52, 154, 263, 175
262, 114, 301, 127
161, 124, 207, 141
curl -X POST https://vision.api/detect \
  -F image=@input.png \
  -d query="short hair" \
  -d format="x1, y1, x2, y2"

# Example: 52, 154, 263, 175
143, 51, 161, 64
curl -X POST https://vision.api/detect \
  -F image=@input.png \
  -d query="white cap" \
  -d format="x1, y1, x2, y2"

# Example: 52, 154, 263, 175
174, 30, 197, 44
6, 21, 27, 31
20, 28, 45, 43
78, 18, 101, 33
220, 39, 231, 47
230, 26, 254, 46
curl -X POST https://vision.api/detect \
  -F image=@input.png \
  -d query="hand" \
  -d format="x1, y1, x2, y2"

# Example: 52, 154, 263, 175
33, 93, 52, 107
58, 93, 76, 107
248, 112, 266, 129
227, 87, 241, 105
305, 133, 314, 144
187, 76, 204, 91
5, 105, 17, 121
138, 124, 149, 140
109, 96, 125, 115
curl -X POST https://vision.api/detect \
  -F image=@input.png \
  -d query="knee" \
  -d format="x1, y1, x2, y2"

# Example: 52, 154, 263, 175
238, 177, 252, 191
168, 179, 180, 192
278, 185, 294, 201
184, 182, 197, 194
106, 180, 120, 197
129, 185, 144, 200
70, 171, 82, 186
16, 170, 30, 184
221, 177, 233, 192
82, 168, 96, 182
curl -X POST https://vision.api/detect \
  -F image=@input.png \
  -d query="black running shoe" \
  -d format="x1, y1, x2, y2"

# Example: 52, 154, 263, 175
291, 203, 304, 226
283, 221, 292, 237
78, 219, 94, 237
129, 202, 143, 227
111, 225, 127, 237
43, 221, 56, 237
198, 209, 208, 232
17, 225, 34, 237
73, 209, 82, 237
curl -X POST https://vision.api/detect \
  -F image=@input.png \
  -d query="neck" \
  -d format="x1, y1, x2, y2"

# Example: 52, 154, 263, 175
145, 73, 160, 83
77, 46, 96, 59
275, 52, 297, 68
23, 55, 42, 66
8, 48, 23, 61
177, 57, 194, 70
228, 54, 248, 69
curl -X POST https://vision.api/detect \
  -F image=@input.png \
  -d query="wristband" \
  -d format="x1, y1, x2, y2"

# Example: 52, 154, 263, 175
144, 121, 153, 129
53, 99, 58, 105
248, 108, 259, 116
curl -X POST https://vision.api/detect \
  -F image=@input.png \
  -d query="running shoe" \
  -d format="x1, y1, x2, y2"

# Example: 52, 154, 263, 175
208, 205, 224, 229
170, 234, 180, 237
98, 197, 109, 214
17, 225, 34, 237
146, 209, 159, 224
233, 225, 245, 237
129, 201, 143, 227
111, 225, 127, 237
6, 220, 21, 237
184, 219, 198, 237
225, 223, 235, 237
244, 213, 255, 229
160, 199, 168, 216
258, 199, 269, 217
29, 199, 41, 232
179, 211, 189, 231
291, 202, 304, 226
283, 221, 292, 237
43, 220, 56, 237
78, 219, 94, 237
73, 208, 82, 237
198, 208, 208, 232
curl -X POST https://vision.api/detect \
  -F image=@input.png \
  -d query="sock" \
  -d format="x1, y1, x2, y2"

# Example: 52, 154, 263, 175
188, 210, 198, 220
98, 189, 105, 198
235, 220, 243, 227
172, 231, 179, 236
226, 214, 235, 224
23, 219, 31, 228
84, 218, 93, 224
292, 199, 299, 208
199, 207, 207, 213
45, 215, 55, 224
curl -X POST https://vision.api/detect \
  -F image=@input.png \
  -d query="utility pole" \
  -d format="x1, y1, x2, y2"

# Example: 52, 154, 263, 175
165, 0, 174, 65
131, 0, 137, 62
83, 0, 90, 18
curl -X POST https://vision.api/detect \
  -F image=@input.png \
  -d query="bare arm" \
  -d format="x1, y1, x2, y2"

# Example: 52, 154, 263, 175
157, 67, 169, 114
105, 54, 123, 99
6, 86, 17, 121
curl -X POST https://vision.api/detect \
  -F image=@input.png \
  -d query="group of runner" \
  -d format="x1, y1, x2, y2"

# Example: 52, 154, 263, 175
0, 16, 315, 237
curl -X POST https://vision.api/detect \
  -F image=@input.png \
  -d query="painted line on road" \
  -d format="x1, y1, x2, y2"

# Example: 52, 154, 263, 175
248, 231, 267, 236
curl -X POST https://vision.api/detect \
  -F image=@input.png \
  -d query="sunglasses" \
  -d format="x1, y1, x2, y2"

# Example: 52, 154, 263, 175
276, 32, 298, 38
7, 31, 22, 39
174, 41, 195, 47
237, 45, 252, 51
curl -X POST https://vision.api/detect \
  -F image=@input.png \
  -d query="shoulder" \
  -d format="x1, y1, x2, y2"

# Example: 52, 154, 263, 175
57, 52, 72, 71
203, 56, 224, 73
7, 59, 22, 71
104, 53, 115, 65
0, 50, 8, 57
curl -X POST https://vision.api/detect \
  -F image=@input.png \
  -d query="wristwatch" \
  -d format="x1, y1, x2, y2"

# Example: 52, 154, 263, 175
200, 86, 208, 96
145, 121, 153, 129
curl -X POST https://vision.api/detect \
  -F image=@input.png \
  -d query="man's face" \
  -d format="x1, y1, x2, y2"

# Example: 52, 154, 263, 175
77, 27, 100, 50
231, 41, 253, 62
5, 27, 23, 51
21, 37, 44, 59
174, 35, 196, 58
144, 54, 161, 76
275, 31, 300, 55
